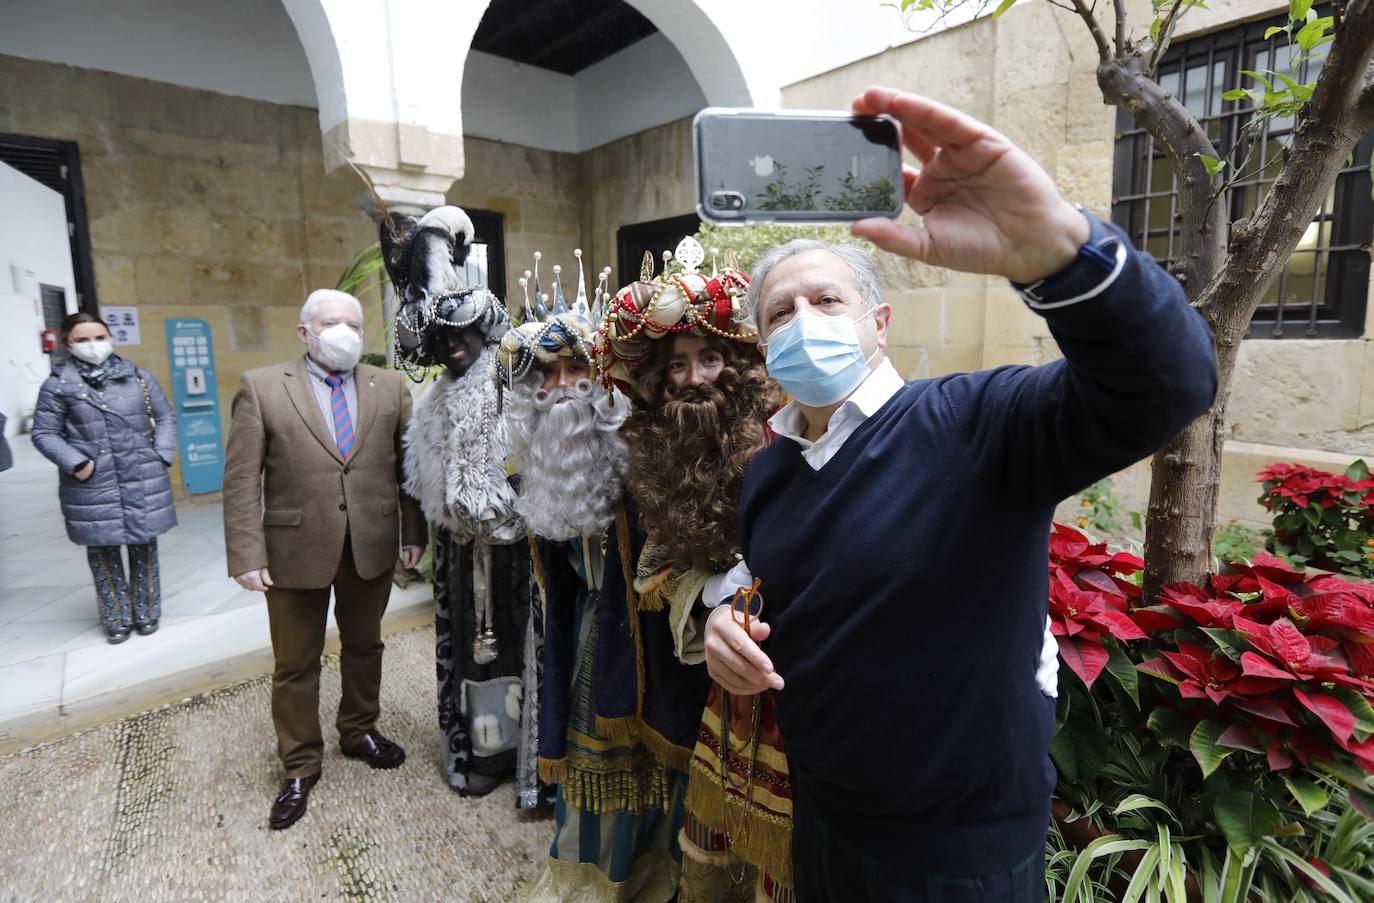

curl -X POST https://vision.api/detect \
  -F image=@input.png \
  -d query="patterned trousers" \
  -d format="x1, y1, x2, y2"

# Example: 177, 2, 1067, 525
85, 541, 161, 633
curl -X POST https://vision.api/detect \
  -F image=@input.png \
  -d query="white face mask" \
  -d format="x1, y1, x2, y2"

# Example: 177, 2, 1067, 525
69, 340, 114, 366
307, 323, 363, 372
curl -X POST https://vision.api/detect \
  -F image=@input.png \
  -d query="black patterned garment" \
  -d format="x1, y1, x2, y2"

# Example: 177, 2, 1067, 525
86, 540, 160, 632
432, 526, 535, 801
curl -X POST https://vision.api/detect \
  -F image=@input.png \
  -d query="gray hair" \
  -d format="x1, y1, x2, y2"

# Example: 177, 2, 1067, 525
744, 240, 883, 329
300, 289, 364, 325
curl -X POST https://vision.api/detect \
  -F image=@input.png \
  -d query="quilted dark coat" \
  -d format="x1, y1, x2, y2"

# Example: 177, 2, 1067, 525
31, 357, 178, 546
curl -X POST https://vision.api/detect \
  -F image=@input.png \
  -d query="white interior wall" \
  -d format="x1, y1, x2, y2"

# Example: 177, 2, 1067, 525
0, 163, 77, 436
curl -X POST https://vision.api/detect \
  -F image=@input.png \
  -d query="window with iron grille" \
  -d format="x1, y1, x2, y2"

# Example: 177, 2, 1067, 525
1111, 12, 1374, 338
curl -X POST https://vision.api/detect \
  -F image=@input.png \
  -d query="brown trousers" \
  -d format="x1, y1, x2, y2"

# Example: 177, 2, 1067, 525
265, 538, 393, 777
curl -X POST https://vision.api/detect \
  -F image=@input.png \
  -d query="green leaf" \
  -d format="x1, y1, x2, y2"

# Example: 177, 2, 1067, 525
1283, 776, 1330, 815
1296, 16, 1333, 52
1288, 0, 1313, 23
1213, 789, 1282, 856
1062, 835, 1156, 903
1347, 459, 1371, 481
1149, 707, 1192, 748
1327, 686, 1374, 739
1304, 505, 1323, 527
1121, 842, 1162, 902
1264, 25, 1287, 40
1201, 627, 1249, 662
1221, 88, 1251, 102
1051, 717, 1109, 784
1259, 839, 1357, 903
1240, 69, 1273, 90
1190, 719, 1236, 778
1196, 153, 1226, 178
1105, 643, 1141, 706
991, 0, 1019, 19
1114, 793, 1178, 821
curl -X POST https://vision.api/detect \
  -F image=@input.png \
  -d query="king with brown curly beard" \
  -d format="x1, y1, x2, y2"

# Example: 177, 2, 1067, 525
594, 238, 794, 903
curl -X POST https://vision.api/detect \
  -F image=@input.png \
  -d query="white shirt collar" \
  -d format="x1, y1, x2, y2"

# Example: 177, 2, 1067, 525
768, 357, 906, 449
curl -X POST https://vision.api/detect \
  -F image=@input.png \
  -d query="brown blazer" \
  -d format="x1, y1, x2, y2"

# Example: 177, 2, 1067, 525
223, 357, 426, 589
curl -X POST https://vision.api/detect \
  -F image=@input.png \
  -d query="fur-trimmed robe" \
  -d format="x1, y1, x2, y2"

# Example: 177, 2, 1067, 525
403, 347, 522, 543
401, 347, 535, 801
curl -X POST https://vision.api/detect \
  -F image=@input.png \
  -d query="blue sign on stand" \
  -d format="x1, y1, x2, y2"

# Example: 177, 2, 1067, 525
164, 318, 225, 495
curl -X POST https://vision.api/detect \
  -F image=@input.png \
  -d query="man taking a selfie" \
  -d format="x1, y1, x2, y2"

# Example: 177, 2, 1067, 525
702, 86, 1217, 901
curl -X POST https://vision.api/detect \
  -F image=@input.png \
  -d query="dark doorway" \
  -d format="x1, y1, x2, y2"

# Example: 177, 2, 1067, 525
616, 213, 701, 286
465, 207, 508, 302
0, 134, 98, 314
39, 284, 69, 367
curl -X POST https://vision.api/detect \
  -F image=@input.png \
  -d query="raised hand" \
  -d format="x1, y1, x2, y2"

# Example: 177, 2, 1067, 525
851, 86, 1089, 285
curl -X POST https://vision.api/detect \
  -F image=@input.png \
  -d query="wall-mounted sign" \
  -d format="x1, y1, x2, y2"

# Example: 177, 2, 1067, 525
164, 318, 224, 495
102, 306, 141, 345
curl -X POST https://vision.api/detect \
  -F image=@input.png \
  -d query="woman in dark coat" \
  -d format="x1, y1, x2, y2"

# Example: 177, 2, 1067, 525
31, 312, 178, 643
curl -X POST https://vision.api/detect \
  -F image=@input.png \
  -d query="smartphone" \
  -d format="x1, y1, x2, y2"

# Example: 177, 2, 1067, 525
694, 108, 904, 225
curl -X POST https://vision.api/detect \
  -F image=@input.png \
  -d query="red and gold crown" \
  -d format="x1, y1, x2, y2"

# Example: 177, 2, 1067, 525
592, 236, 756, 394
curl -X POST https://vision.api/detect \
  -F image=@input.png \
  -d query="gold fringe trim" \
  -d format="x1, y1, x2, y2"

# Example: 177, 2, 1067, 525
685, 758, 794, 886
594, 714, 640, 741
538, 756, 568, 785
633, 568, 672, 598
639, 721, 693, 773
559, 759, 675, 815
527, 850, 681, 903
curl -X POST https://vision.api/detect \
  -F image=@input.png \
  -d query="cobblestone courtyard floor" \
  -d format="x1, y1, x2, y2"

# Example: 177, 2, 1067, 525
0, 625, 551, 902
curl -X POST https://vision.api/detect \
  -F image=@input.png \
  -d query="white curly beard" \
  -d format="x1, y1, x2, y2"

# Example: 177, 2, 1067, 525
403, 346, 523, 542
504, 377, 630, 542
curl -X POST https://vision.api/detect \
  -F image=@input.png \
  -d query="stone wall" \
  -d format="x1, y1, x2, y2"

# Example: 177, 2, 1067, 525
780, 0, 1374, 523
0, 53, 380, 494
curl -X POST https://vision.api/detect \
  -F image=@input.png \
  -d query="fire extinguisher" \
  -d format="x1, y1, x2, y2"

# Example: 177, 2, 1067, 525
40, 328, 57, 354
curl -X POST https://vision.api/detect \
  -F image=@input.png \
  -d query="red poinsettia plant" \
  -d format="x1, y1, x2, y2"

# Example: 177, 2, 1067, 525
1259, 460, 1374, 579
1048, 522, 1374, 888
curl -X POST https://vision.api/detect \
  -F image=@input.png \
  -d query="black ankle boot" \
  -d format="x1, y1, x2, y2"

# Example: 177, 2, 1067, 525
107, 626, 131, 644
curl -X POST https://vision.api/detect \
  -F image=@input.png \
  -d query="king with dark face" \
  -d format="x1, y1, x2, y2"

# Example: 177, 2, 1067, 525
385, 205, 536, 803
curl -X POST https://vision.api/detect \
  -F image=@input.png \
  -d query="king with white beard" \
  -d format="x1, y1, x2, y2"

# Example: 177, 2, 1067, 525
502, 251, 694, 903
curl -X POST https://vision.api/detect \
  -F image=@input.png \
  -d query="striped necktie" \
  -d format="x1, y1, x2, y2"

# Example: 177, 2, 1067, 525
323, 374, 354, 459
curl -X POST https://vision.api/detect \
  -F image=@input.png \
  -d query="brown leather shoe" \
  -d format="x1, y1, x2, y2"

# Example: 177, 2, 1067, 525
268, 772, 320, 830
340, 730, 406, 769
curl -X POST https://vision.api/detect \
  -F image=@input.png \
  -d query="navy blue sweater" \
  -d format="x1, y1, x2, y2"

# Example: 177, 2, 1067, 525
739, 216, 1217, 876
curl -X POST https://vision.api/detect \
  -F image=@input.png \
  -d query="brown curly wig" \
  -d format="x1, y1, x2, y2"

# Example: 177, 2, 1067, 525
619, 335, 785, 571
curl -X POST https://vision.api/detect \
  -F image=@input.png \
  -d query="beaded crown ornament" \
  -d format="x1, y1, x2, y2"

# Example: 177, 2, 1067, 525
495, 249, 612, 386
592, 236, 756, 396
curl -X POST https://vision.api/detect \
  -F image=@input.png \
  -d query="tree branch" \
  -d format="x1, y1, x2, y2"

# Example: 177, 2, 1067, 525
1069, 0, 1113, 63
1113, 0, 1129, 56
1147, 0, 1187, 76
1098, 56, 1226, 298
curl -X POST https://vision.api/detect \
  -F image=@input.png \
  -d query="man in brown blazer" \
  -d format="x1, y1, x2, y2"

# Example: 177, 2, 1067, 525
223, 288, 426, 830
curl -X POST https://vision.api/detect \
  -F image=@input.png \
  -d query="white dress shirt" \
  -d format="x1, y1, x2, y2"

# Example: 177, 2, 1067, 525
702, 357, 1061, 697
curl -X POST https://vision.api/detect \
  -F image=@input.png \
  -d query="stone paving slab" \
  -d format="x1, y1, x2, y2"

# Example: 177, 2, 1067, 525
0, 625, 551, 902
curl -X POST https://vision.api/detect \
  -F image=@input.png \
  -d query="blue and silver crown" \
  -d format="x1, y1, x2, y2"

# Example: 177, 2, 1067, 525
496, 248, 611, 384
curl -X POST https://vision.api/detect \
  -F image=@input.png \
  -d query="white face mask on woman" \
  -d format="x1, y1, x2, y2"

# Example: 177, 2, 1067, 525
68, 340, 115, 366
307, 323, 363, 372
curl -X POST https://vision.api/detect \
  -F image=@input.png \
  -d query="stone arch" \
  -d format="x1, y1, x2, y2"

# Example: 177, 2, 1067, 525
622, 0, 767, 106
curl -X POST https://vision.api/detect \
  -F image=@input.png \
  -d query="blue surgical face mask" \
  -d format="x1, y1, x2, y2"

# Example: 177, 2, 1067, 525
763, 308, 876, 407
